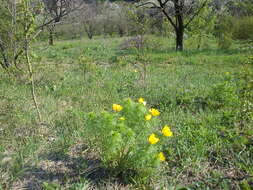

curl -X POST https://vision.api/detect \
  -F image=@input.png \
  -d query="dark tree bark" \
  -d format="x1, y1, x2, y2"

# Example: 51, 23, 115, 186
48, 25, 55, 46
176, 28, 184, 51
174, 0, 184, 51
84, 25, 94, 39
118, 26, 124, 37
0, 43, 10, 69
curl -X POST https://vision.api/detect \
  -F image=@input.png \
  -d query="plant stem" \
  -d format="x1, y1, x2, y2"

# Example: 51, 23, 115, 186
25, 39, 42, 123
24, 0, 42, 123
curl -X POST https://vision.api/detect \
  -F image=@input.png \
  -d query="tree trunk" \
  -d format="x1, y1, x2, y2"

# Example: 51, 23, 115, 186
48, 25, 54, 46
174, 0, 184, 51
118, 26, 124, 37
176, 28, 184, 51
87, 32, 93, 39
0, 43, 10, 69
84, 25, 93, 39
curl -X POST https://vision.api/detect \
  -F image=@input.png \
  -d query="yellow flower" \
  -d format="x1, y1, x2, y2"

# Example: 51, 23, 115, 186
138, 98, 147, 106
148, 133, 159, 144
225, 72, 230, 75
119, 117, 125, 121
134, 69, 138, 73
158, 152, 166, 161
145, 114, 152, 121
149, 108, 160, 116
162, 125, 173, 137
112, 104, 123, 112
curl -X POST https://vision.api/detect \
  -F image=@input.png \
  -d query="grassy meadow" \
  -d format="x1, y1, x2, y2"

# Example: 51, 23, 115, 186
0, 36, 253, 189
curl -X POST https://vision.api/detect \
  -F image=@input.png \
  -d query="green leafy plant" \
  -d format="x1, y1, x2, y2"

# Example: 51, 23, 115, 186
214, 16, 233, 49
233, 16, 253, 40
187, 1, 216, 50
84, 98, 173, 182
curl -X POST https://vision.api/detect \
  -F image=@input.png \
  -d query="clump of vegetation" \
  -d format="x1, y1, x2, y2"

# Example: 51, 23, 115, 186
84, 98, 173, 183
233, 16, 253, 40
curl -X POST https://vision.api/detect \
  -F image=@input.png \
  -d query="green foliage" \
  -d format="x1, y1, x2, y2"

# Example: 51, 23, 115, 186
208, 80, 239, 109
0, 0, 43, 70
187, 2, 216, 49
42, 182, 61, 190
126, 7, 150, 37
234, 0, 253, 16
233, 16, 253, 40
84, 98, 172, 182
214, 16, 233, 49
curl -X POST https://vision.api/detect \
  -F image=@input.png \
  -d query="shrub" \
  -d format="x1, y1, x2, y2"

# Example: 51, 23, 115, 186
84, 98, 173, 182
119, 35, 147, 50
207, 81, 240, 110
233, 16, 253, 40
214, 16, 233, 49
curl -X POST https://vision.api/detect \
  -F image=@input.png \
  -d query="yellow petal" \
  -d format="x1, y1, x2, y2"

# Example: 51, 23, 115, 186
138, 98, 147, 106
149, 108, 160, 116
113, 104, 123, 112
148, 133, 159, 144
162, 125, 173, 137
145, 114, 152, 121
158, 152, 166, 161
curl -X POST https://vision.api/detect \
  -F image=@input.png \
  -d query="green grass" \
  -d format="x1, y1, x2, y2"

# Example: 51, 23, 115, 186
0, 36, 253, 189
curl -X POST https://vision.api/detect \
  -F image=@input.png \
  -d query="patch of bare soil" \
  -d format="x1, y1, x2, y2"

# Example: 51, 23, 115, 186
11, 143, 131, 190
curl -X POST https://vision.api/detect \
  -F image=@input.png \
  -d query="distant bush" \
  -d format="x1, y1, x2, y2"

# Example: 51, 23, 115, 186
214, 16, 233, 49
119, 35, 147, 50
233, 16, 253, 40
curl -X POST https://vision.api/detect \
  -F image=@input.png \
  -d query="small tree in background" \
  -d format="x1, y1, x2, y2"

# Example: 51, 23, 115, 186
187, 0, 216, 49
137, 0, 209, 51
42, 0, 78, 45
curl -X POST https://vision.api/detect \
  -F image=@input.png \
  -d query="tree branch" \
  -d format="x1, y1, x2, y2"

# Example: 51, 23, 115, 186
137, 2, 160, 8
184, 0, 208, 29
157, 0, 177, 29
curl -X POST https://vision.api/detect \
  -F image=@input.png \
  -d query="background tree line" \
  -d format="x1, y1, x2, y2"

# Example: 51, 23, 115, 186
1, 0, 253, 69
37, 0, 253, 49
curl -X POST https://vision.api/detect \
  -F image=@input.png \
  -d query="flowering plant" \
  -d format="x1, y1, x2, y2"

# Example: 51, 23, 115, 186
84, 98, 173, 182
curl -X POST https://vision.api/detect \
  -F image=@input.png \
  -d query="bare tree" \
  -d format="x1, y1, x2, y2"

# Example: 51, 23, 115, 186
42, 0, 79, 45
78, 2, 98, 39
137, 0, 209, 51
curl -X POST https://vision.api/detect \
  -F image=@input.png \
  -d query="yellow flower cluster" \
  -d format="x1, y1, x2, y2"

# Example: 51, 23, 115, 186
148, 125, 173, 162
112, 104, 123, 112
112, 99, 173, 163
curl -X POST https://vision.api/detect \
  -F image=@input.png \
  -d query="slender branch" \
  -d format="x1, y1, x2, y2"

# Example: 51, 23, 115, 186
162, 0, 172, 6
24, 1, 42, 123
25, 40, 42, 123
137, 2, 160, 8
157, 0, 177, 29
184, 0, 208, 29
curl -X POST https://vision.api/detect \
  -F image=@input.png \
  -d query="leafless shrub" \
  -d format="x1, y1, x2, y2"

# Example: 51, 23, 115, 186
119, 35, 147, 50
